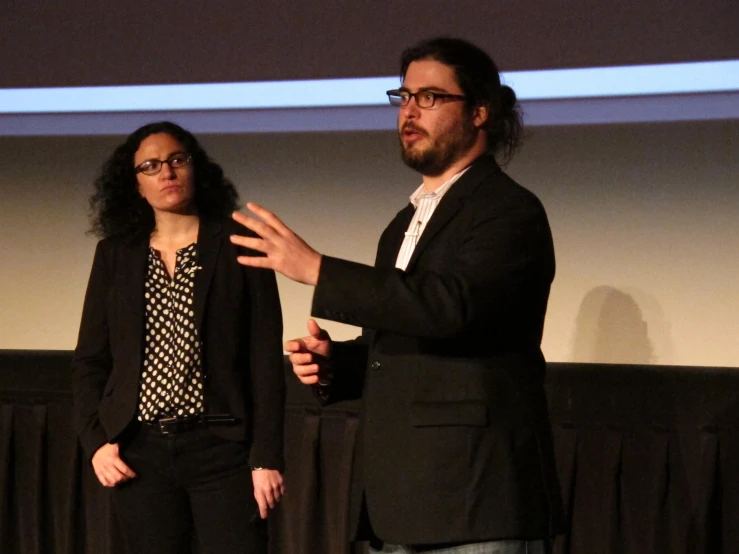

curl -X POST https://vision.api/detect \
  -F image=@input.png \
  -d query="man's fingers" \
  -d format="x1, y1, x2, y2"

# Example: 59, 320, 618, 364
229, 233, 266, 253
286, 336, 325, 354
306, 318, 327, 340
284, 338, 306, 353
293, 362, 321, 376
306, 318, 321, 337
289, 351, 314, 365
245, 202, 291, 237
231, 210, 278, 242
296, 373, 320, 385
236, 255, 272, 269
293, 359, 321, 384
233, 204, 322, 286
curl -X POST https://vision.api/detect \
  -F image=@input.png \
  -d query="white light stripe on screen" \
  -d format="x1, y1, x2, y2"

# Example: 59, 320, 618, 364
1, 60, 738, 114
0, 77, 397, 113
504, 60, 739, 99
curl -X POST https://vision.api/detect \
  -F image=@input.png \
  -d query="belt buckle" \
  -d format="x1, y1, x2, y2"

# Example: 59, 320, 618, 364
157, 416, 177, 435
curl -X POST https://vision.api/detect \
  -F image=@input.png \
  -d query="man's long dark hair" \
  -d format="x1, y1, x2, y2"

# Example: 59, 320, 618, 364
400, 37, 523, 164
89, 121, 239, 241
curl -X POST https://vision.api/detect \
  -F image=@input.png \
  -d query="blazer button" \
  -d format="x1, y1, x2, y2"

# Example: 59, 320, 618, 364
370, 361, 381, 371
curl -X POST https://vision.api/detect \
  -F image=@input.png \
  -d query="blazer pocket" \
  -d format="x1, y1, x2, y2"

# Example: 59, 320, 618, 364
410, 400, 487, 427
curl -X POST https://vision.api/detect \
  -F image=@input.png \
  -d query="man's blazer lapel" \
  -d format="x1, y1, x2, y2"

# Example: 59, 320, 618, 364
194, 218, 223, 332
405, 155, 501, 272
405, 194, 462, 272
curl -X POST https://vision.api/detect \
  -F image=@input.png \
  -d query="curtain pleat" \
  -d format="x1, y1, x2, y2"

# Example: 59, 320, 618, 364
274, 406, 321, 554
662, 433, 699, 554
46, 400, 78, 554
719, 428, 739, 551
604, 429, 623, 554
318, 410, 362, 554
694, 432, 721, 553
619, 431, 683, 554
0, 403, 15, 553
12, 402, 48, 554
565, 427, 622, 553
551, 425, 577, 554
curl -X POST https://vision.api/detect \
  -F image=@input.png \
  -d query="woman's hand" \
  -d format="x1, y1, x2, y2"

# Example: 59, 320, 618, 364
252, 468, 285, 519
91, 443, 137, 487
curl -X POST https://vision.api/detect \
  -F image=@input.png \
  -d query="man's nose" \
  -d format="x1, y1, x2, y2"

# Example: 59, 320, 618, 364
401, 97, 421, 119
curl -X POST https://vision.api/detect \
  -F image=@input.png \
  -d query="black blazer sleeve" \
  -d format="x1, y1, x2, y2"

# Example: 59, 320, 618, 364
71, 240, 114, 459
312, 184, 554, 339
244, 254, 285, 469
315, 332, 371, 405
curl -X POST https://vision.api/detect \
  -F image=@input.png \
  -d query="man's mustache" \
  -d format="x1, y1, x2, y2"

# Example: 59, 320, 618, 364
401, 123, 428, 136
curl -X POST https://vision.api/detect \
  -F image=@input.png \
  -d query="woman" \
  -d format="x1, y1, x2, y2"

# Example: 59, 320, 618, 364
71, 121, 285, 553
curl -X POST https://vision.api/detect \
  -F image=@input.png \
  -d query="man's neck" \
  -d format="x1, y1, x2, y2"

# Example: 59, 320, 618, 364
421, 142, 487, 192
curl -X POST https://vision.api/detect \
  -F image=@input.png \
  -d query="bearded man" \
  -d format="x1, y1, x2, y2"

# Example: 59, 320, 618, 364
231, 37, 564, 554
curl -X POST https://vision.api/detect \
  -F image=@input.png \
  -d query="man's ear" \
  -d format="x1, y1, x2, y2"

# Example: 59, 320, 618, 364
473, 104, 489, 128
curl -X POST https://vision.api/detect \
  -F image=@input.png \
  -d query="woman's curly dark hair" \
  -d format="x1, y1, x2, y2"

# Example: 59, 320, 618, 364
89, 121, 239, 241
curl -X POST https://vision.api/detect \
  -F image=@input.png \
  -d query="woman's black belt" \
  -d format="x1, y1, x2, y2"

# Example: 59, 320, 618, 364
143, 414, 237, 435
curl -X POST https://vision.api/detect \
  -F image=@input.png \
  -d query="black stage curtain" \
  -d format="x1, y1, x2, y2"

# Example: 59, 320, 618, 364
1, 350, 737, 553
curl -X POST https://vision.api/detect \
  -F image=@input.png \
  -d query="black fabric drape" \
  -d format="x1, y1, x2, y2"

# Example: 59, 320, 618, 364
1, 351, 737, 553
278, 366, 366, 554
546, 364, 738, 554
0, 396, 121, 554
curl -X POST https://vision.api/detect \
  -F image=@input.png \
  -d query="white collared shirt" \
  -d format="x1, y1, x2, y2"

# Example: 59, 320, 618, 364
395, 167, 470, 271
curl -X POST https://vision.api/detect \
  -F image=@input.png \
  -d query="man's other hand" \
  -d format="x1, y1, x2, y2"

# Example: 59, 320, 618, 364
285, 319, 332, 386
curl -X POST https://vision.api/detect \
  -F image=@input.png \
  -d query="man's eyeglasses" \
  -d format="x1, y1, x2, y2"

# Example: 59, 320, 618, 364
135, 153, 192, 176
386, 89, 466, 109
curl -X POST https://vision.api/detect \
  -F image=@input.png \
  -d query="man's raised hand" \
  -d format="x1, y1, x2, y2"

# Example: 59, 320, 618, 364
231, 203, 322, 286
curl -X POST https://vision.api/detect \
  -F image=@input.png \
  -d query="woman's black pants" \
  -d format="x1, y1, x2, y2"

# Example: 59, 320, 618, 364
111, 422, 266, 554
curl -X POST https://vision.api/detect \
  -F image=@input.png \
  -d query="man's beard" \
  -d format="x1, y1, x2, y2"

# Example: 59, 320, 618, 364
399, 116, 478, 177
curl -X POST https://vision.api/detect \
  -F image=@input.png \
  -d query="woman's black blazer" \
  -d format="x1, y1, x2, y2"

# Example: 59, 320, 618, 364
71, 218, 285, 470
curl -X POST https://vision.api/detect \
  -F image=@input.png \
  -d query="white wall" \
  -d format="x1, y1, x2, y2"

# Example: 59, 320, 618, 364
1, 120, 737, 367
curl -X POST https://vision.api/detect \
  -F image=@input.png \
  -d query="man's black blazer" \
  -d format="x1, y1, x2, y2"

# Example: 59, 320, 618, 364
71, 218, 285, 470
312, 155, 565, 545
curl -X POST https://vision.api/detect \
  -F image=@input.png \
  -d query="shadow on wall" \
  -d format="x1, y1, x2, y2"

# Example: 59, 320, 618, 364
571, 285, 672, 364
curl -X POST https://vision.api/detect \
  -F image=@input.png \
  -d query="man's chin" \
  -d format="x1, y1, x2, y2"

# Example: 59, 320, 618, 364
401, 149, 423, 170
401, 151, 445, 176
401, 141, 428, 162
